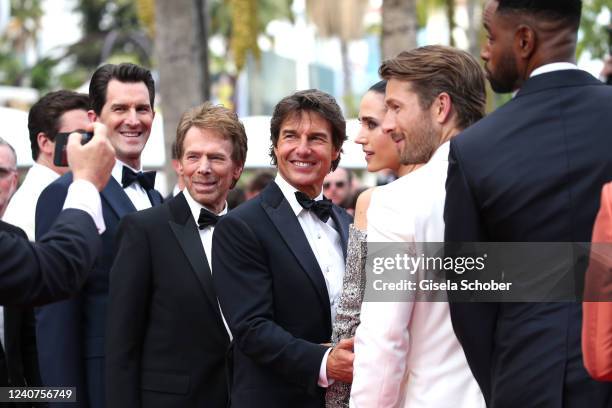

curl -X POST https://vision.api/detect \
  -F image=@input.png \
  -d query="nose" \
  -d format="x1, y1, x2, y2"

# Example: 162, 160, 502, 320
381, 110, 395, 135
295, 135, 311, 156
125, 108, 139, 126
480, 46, 489, 62
197, 158, 211, 174
355, 128, 367, 145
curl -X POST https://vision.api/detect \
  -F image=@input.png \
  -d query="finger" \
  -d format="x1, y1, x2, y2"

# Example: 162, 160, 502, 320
92, 122, 108, 140
67, 132, 82, 150
337, 338, 354, 349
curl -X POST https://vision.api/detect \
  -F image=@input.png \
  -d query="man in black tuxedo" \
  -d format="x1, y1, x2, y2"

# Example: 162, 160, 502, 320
0, 139, 42, 395
106, 102, 246, 407
0, 221, 43, 395
35, 63, 162, 408
444, 1, 612, 406
212, 90, 354, 407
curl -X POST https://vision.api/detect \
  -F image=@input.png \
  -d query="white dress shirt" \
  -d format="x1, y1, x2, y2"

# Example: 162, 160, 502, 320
3, 163, 61, 240
274, 175, 345, 387
530, 62, 579, 78
111, 160, 153, 211
183, 189, 232, 340
63, 180, 105, 233
350, 142, 485, 408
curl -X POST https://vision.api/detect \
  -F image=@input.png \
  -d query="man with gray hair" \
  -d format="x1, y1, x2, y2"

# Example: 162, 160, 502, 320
0, 137, 42, 390
0, 137, 18, 219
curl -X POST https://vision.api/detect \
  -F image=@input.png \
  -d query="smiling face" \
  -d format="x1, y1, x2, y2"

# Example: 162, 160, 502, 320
178, 126, 243, 214
481, 0, 521, 93
382, 79, 438, 165
91, 79, 154, 169
355, 90, 401, 173
273, 110, 340, 198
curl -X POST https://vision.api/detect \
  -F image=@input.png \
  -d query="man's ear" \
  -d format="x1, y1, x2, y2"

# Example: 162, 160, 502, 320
37, 132, 53, 155
231, 165, 244, 189
515, 24, 536, 60
432, 92, 453, 125
9, 170, 18, 196
87, 110, 98, 122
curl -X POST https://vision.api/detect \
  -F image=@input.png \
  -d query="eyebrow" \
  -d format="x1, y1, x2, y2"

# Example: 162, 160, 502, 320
359, 115, 377, 122
384, 98, 400, 106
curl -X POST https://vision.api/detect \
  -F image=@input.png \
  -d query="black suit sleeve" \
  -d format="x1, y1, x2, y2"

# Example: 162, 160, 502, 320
212, 215, 328, 392
444, 139, 498, 401
444, 139, 487, 243
0, 209, 100, 306
106, 214, 152, 408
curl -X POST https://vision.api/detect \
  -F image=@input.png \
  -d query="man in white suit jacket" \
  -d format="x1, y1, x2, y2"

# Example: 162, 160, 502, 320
350, 45, 487, 408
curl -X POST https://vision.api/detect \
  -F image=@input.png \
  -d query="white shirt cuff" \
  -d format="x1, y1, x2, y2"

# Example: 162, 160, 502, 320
318, 347, 334, 387
62, 180, 105, 234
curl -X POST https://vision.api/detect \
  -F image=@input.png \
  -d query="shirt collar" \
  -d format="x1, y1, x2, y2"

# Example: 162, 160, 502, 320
274, 174, 324, 217
111, 159, 143, 185
530, 62, 579, 78
429, 141, 450, 163
183, 188, 228, 226
31, 162, 62, 179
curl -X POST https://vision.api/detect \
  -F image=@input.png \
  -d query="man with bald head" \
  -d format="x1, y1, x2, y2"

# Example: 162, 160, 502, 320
444, 1, 612, 407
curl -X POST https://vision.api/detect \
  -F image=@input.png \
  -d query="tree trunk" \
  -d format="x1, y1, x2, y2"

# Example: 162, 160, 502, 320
466, 0, 481, 59
340, 39, 356, 117
381, 0, 418, 60
446, 0, 456, 47
154, 0, 209, 192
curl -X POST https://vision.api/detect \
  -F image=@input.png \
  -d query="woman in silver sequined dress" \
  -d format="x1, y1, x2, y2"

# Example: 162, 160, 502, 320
325, 81, 418, 408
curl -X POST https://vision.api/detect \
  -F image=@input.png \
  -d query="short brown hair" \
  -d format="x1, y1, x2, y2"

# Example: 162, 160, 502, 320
269, 89, 346, 171
175, 102, 248, 168
379, 45, 486, 130
89, 63, 155, 115
28, 90, 90, 161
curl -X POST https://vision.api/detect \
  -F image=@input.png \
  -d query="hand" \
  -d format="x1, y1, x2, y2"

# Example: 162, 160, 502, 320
69, 122, 115, 191
326, 337, 355, 383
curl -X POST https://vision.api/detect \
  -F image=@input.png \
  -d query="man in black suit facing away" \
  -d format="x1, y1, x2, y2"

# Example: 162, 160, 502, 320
35, 63, 163, 408
444, 1, 612, 407
106, 102, 247, 407
213, 89, 354, 408
0, 139, 42, 395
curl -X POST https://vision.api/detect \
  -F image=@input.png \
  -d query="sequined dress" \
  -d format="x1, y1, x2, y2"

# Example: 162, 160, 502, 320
325, 224, 367, 408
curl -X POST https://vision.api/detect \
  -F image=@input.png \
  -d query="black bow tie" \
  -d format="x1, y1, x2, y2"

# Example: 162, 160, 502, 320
121, 167, 156, 191
295, 191, 333, 223
198, 208, 221, 229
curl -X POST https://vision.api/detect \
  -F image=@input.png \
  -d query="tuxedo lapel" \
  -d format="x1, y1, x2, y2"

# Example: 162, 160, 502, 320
167, 193, 222, 319
147, 189, 163, 206
330, 206, 349, 259
260, 183, 331, 314
101, 177, 137, 218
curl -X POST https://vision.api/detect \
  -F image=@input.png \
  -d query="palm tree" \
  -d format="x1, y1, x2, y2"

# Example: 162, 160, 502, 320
154, 0, 209, 191
381, 0, 418, 59
305, 0, 368, 115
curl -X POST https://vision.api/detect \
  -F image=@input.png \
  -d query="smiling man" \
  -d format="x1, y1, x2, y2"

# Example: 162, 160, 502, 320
106, 103, 246, 407
212, 89, 354, 407
34, 63, 163, 408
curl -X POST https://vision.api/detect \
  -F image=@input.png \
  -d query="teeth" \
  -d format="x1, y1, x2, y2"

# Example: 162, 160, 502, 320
294, 161, 312, 167
121, 132, 139, 137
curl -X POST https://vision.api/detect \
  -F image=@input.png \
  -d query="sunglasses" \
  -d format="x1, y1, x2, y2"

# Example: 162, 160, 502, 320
323, 181, 346, 189
0, 166, 16, 179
